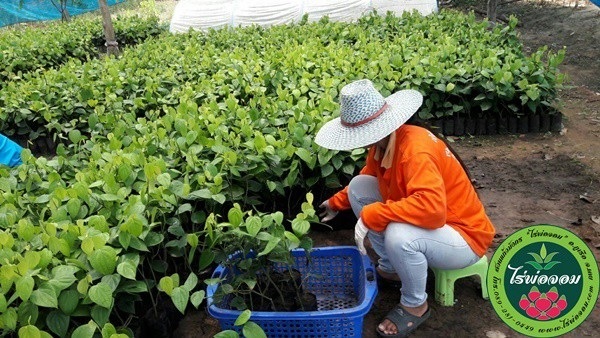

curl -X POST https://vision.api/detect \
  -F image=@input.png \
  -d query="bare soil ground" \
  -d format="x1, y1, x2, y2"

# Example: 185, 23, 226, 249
174, 1, 600, 337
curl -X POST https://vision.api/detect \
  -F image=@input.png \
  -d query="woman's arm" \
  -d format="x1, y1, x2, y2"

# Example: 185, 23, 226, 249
360, 153, 446, 231
328, 147, 379, 210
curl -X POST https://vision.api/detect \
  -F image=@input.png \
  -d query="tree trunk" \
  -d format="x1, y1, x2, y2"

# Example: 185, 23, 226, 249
487, 0, 499, 22
60, 0, 71, 22
49, 0, 71, 21
60, 8, 71, 22
98, 0, 119, 56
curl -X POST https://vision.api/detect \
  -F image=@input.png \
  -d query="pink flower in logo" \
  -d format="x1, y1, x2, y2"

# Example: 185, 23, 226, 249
519, 286, 568, 320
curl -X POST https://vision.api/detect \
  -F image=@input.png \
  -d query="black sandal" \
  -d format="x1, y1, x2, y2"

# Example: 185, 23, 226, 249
376, 304, 430, 338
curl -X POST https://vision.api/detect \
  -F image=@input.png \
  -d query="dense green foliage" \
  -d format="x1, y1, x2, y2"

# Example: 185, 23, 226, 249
0, 11, 563, 141
0, 10, 565, 337
0, 15, 166, 90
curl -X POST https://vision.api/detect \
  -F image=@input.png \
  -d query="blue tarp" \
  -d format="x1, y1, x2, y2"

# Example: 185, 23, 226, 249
0, 0, 125, 27
0, 133, 22, 167
591, 0, 600, 8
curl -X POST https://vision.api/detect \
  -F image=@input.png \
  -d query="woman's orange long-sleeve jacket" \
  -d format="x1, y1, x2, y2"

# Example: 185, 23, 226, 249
328, 124, 495, 257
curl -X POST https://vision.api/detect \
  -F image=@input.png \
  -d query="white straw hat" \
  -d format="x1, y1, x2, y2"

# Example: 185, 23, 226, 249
315, 79, 423, 151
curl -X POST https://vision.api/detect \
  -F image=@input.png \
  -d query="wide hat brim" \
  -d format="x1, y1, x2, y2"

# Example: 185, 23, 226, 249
315, 89, 423, 151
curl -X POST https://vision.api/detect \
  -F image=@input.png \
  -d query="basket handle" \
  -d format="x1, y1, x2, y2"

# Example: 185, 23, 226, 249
206, 264, 227, 299
362, 254, 377, 297
212, 264, 226, 278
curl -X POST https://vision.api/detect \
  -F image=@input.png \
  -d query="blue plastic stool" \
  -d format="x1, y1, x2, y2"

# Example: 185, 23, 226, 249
430, 256, 489, 306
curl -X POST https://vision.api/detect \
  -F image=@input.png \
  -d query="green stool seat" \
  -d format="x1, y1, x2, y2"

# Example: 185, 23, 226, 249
430, 256, 489, 306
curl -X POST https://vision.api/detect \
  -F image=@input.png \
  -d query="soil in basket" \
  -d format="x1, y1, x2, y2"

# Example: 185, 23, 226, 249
245, 269, 318, 312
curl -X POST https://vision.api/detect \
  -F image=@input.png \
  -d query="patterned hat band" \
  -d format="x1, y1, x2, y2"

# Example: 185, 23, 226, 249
340, 103, 389, 127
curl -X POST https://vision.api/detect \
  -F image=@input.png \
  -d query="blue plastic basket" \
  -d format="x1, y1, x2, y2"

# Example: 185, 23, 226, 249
207, 246, 377, 338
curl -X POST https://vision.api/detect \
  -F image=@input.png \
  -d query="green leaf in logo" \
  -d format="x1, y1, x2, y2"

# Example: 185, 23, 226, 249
527, 252, 544, 264
525, 261, 544, 270
543, 252, 558, 264
540, 243, 547, 260
544, 261, 561, 270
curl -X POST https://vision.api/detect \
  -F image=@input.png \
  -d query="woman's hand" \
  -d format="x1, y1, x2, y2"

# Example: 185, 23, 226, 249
354, 218, 368, 255
318, 200, 338, 222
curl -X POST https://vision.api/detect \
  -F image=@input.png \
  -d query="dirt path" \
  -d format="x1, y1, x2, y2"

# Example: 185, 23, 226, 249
509, 0, 600, 92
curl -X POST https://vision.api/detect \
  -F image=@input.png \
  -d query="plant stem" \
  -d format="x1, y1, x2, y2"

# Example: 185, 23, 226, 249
140, 263, 159, 318
263, 268, 287, 309
285, 268, 305, 309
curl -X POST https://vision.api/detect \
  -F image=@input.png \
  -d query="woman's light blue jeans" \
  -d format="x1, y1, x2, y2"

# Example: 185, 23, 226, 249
348, 175, 480, 308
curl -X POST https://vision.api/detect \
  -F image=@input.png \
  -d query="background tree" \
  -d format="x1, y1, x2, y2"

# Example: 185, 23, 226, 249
487, 0, 499, 22
19, 0, 75, 21
19, 0, 119, 55
52, 0, 72, 21
98, 0, 119, 56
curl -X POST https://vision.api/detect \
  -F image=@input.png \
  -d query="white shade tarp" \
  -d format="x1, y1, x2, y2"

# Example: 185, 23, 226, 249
169, 0, 438, 33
